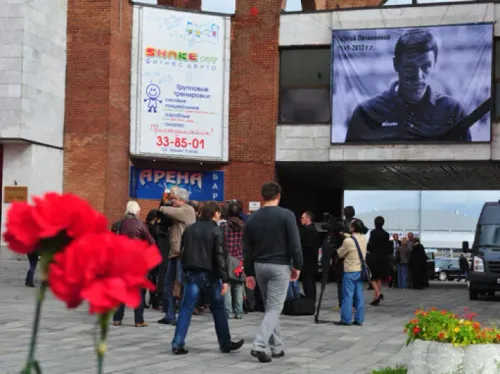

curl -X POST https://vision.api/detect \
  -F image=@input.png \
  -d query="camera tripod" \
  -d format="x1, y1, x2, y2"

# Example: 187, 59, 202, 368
314, 243, 339, 325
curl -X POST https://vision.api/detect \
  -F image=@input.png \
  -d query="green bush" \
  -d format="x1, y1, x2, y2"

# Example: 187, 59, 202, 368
372, 366, 408, 374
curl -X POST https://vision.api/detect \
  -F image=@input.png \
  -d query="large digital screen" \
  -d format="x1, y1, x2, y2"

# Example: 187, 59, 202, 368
331, 24, 493, 144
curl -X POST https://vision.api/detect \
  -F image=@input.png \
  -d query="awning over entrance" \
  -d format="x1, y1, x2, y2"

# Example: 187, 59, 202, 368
276, 161, 500, 190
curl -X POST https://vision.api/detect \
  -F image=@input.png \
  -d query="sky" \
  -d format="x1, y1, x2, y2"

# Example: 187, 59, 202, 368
201, 0, 498, 218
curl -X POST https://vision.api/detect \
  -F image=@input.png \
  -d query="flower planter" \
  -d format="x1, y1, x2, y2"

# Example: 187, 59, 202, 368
408, 340, 500, 374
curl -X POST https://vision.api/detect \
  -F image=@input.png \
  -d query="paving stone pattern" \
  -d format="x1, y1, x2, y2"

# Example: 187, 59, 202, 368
1, 261, 500, 374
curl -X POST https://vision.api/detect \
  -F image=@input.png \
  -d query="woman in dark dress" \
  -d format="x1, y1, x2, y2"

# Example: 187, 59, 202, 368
409, 238, 429, 290
367, 216, 391, 306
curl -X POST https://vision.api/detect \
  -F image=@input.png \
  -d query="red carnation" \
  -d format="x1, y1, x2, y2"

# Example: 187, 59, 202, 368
3, 193, 108, 254
413, 326, 421, 334
48, 232, 162, 314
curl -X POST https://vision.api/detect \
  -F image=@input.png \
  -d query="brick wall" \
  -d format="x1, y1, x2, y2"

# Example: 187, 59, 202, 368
301, 0, 317, 10
63, 0, 386, 221
325, 0, 381, 8
64, 0, 133, 222
173, 0, 202, 9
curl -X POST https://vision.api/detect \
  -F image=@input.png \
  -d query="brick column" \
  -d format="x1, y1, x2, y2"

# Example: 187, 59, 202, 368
64, 0, 133, 221
158, 0, 174, 5
173, 0, 202, 9
325, 0, 381, 8
302, 0, 317, 10
224, 0, 281, 210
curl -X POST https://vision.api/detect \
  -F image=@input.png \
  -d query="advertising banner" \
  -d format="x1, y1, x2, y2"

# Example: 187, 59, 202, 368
331, 24, 493, 144
129, 167, 224, 202
136, 7, 228, 159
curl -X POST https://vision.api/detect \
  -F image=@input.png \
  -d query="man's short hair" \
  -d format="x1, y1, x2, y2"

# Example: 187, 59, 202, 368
344, 206, 355, 219
374, 216, 385, 228
146, 209, 157, 222
303, 211, 314, 221
261, 182, 281, 202
188, 200, 200, 212
125, 200, 140, 216
394, 29, 438, 65
173, 188, 190, 202
200, 201, 221, 220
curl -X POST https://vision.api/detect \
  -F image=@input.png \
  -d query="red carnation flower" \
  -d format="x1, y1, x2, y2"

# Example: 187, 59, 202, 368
3, 192, 108, 254
48, 232, 162, 314
413, 326, 421, 334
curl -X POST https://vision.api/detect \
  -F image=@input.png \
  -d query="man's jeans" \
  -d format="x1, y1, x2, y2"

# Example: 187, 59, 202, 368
163, 257, 183, 322
398, 264, 408, 289
113, 290, 145, 324
223, 281, 244, 318
172, 270, 231, 350
252, 263, 290, 354
340, 271, 364, 324
25, 253, 38, 286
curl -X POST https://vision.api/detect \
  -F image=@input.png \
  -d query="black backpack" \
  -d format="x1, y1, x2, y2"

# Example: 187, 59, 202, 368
111, 220, 123, 234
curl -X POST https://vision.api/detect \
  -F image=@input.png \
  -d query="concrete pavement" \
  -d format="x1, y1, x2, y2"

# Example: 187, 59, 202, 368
1, 260, 500, 374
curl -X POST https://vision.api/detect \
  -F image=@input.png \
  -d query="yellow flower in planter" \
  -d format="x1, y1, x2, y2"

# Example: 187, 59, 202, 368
454, 327, 461, 333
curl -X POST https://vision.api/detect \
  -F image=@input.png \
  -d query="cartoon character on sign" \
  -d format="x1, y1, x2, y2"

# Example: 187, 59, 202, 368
182, 21, 219, 45
144, 83, 162, 113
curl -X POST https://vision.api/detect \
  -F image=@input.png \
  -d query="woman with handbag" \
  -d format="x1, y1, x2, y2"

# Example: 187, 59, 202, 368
334, 219, 368, 327
220, 201, 246, 320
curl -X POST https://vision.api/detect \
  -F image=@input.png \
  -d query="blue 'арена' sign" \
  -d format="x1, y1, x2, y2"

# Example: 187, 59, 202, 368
129, 167, 224, 202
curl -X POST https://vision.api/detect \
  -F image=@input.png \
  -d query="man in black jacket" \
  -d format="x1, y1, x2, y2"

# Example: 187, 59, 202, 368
171, 201, 244, 355
299, 211, 320, 302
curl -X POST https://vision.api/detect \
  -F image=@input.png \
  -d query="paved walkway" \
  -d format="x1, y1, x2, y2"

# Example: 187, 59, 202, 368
1, 261, 500, 374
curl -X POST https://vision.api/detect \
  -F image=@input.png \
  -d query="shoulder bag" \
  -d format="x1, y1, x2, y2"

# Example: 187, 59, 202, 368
351, 235, 372, 281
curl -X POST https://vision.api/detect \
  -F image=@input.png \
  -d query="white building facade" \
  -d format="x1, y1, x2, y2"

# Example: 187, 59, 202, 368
0, 0, 67, 259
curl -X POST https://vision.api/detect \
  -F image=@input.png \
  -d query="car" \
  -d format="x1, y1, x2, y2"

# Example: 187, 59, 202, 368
434, 258, 462, 281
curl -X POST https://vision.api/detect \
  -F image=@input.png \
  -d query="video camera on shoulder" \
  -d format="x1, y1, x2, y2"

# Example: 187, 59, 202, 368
321, 213, 345, 233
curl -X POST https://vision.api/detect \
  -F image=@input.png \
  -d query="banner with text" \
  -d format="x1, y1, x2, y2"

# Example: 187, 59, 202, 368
331, 24, 493, 144
129, 167, 224, 202
136, 7, 228, 159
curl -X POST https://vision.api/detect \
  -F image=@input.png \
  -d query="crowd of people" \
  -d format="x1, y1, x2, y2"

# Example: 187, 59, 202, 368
22, 182, 432, 363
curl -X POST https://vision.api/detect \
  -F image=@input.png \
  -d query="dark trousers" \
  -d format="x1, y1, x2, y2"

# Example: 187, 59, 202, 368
113, 290, 145, 324
301, 273, 317, 302
25, 253, 38, 286
163, 257, 183, 321
156, 234, 170, 302
147, 267, 159, 308
172, 270, 231, 350
388, 255, 397, 287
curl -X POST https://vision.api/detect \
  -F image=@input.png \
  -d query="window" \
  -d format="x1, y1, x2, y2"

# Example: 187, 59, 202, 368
477, 225, 500, 247
495, 40, 500, 119
279, 48, 331, 124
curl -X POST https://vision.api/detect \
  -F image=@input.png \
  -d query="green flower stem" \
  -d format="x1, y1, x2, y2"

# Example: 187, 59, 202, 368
22, 279, 48, 374
96, 312, 111, 374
